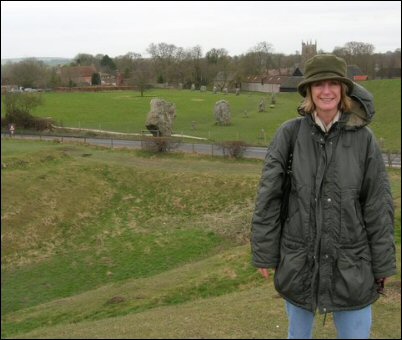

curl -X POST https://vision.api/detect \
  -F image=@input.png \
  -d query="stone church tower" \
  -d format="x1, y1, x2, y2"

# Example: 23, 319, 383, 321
301, 41, 317, 69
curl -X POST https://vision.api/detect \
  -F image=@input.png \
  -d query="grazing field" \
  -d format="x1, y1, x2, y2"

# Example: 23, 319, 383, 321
1, 139, 400, 339
11, 79, 399, 150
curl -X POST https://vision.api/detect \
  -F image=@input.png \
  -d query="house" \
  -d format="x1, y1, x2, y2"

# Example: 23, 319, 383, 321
59, 66, 97, 86
347, 65, 368, 81
280, 76, 304, 92
100, 72, 116, 86
242, 74, 288, 93
279, 66, 304, 92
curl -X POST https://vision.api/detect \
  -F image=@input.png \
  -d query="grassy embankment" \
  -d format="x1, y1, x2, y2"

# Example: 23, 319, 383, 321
1, 139, 400, 338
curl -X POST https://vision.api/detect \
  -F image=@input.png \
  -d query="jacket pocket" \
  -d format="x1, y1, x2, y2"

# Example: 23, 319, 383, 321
332, 247, 375, 306
274, 242, 309, 303
341, 189, 366, 243
283, 191, 303, 238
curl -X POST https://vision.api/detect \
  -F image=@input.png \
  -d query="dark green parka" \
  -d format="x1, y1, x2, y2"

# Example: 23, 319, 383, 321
251, 84, 396, 314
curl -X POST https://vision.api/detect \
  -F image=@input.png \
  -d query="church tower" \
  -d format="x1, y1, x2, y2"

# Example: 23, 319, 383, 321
301, 40, 317, 69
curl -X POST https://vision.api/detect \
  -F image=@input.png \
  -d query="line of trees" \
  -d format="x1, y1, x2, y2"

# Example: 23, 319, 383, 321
1, 41, 400, 90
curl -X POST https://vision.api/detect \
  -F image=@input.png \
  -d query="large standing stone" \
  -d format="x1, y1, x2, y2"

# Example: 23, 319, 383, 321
214, 100, 231, 125
145, 98, 176, 136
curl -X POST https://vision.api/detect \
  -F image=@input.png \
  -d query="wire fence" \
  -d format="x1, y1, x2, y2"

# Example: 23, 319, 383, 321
1, 131, 401, 167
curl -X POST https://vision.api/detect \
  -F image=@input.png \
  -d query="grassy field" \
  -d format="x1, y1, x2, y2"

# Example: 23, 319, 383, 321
3, 79, 399, 150
1, 139, 400, 339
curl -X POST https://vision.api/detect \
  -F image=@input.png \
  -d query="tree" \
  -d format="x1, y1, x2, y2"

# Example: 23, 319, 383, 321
91, 73, 101, 85
1, 58, 49, 88
114, 52, 151, 97
114, 52, 142, 79
131, 58, 152, 97
188, 45, 204, 87
204, 48, 231, 90
333, 41, 375, 76
343, 41, 375, 56
2, 92, 50, 130
206, 48, 228, 65
48, 68, 62, 88
147, 42, 179, 83
72, 53, 99, 68
100, 55, 117, 74
249, 41, 275, 74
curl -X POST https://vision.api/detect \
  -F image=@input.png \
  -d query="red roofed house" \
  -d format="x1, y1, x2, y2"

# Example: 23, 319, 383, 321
59, 66, 97, 86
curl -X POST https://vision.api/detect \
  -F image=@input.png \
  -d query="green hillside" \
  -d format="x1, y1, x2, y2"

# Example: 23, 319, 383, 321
8, 78, 398, 151
1, 139, 401, 338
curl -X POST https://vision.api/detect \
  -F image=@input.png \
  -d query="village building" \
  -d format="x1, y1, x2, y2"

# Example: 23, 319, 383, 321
58, 65, 97, 86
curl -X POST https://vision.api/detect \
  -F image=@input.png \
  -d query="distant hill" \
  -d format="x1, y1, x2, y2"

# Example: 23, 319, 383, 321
1, 57, 72, 66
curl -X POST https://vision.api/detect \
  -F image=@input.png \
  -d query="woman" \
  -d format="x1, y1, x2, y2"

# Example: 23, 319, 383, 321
251, 54, 396, 339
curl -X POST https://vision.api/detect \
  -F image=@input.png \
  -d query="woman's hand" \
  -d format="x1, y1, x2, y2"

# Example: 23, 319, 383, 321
258, 268, 270, 280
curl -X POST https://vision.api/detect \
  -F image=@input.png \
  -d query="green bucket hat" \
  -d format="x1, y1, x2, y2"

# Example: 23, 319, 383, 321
297, 54, 354, 97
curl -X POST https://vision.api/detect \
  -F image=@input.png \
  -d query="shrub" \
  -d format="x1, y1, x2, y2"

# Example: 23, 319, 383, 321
218, 141, 248, 159
2, 92, 53, 131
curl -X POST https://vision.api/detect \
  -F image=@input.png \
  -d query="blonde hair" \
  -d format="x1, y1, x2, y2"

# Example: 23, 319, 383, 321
299, 82, 353, 114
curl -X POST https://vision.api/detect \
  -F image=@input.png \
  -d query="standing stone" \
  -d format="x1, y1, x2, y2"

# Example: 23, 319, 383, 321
214, 100, 231, 126
191, 84, 196, 91
213, 86, 217, 94
258, 98, 266, 112
271, 93, 276, 105
145, 98, 176, 136
200, 85, 207, 92
235, 88, 240, 96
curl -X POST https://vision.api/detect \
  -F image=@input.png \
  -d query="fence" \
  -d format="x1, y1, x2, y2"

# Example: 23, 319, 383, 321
1, 131, 401, 166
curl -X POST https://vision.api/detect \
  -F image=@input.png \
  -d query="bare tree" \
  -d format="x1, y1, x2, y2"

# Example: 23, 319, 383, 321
131, 58, 152, 97
147, 42, 179, 84
333, 41, 375, 76
249, 41, 275, 74
188, 45, 204, 87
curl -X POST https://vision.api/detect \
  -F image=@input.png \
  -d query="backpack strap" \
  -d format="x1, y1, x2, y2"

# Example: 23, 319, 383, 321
287, 118, 302, 174
280, 118, 302, 226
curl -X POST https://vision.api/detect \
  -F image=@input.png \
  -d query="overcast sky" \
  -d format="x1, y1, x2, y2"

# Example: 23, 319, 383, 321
1, 1, 401, 59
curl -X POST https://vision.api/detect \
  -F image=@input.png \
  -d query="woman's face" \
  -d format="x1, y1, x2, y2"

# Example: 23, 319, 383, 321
311, 80, 342, 114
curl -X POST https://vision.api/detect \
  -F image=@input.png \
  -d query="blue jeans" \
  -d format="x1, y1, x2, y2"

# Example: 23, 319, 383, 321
285, 301, 372, 339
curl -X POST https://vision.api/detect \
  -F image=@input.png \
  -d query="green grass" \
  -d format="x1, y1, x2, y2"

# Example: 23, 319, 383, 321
1, 139, 400, 339
364, 80, 402, 152
30, 89, 301, 144
3, 79, 398, 150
